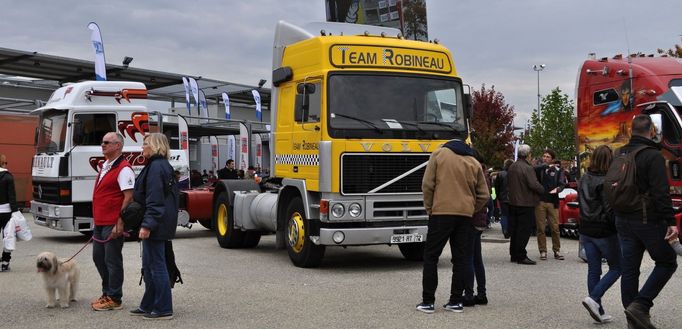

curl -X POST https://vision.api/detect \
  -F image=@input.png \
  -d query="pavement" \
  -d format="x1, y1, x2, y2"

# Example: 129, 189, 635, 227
1, 213, 680, 329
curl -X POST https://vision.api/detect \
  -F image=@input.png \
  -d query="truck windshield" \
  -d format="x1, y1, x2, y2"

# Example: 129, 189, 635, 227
328, 73, 466, 139
36, 109, 67, 153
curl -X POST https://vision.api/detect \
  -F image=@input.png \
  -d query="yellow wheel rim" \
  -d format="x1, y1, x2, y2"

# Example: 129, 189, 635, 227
288, 211, 305, 253
217, 204, 229, 237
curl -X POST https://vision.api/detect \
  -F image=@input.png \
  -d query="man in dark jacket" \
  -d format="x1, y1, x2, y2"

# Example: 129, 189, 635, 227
217, 159, 239, 179
534, 149, 567, 261
494, 159, 513, 238
614, 115, 678, 329
507, 145, 545, 265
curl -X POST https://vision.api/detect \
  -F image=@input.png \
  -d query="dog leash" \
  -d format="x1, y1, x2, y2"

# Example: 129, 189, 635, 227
61, 233, 122, 264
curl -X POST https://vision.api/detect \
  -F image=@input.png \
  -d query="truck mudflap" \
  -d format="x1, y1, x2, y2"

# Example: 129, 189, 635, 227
314, 225, 428, 246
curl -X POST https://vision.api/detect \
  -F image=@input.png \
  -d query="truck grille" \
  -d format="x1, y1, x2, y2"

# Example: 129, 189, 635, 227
341, 153, 429, 194
32, 180, 72, 205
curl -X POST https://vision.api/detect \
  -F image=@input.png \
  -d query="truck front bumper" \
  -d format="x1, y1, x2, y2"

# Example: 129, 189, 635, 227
30, 201, 92, 232
315, 225, 428, 246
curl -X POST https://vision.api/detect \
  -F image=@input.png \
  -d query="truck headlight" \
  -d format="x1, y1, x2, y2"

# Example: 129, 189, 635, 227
348, 203, 362, 218
331, 203, 345, 218
54, 207, 60, 217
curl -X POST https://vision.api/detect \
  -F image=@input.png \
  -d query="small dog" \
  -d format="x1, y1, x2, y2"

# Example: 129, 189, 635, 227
36, 251, 79, 308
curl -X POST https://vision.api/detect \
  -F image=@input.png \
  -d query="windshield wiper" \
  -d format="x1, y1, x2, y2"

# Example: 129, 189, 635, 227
392, 120, 427, 134
417, 121, 458, 132
332, 113, 383, 133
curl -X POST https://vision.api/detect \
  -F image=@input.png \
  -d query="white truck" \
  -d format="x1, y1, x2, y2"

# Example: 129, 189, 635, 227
29, 80, 265, 233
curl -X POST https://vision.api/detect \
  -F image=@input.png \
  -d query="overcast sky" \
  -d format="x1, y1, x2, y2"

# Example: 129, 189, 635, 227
2, 0, 681, 127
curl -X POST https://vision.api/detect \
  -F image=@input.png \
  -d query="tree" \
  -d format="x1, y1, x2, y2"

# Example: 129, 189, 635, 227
525, 87, 576, 161
657, 36, 682, 57
402, 0, 428, 41
470, 84, 516, 168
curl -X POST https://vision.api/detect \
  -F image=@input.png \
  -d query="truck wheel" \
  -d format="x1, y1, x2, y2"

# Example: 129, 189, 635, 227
398, 242, 425, 261
198, 219, 214, 231
213, 192, 244, 248
286, 196, 325, 268
242, 231, 262, 248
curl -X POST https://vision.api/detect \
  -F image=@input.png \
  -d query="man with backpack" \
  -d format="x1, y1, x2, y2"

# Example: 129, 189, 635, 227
606, 114, 678, 329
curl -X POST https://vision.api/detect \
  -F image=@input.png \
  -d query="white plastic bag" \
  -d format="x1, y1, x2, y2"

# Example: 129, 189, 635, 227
12, 211, 32, 241
3, 216, 16, 251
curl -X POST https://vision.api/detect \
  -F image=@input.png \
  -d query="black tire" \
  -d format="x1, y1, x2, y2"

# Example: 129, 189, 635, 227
198, 219, 214, 231
285, 196, 325, 268
242, 231, 262, 248
398, 242, 425, 261
213, 191, 245, 248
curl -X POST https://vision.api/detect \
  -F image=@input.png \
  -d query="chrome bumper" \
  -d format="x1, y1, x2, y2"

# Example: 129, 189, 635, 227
30, 200, 92, 232
315, 225, 428, 246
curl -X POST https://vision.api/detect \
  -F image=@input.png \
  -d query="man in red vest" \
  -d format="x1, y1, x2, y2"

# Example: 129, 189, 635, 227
91, 132, 134, 311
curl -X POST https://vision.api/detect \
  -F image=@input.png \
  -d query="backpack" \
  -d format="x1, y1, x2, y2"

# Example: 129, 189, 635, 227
603, 145, 652, 222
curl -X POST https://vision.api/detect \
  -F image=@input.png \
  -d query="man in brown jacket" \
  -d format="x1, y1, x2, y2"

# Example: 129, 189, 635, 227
508, 144, 545, 265
417, 138, 489, 314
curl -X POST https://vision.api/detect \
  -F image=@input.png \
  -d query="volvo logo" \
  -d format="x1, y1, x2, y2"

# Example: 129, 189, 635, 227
37, 184, 43, 199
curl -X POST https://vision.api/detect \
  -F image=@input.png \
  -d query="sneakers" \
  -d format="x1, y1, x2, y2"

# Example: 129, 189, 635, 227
598, 314, 613, 323
129, 308, 148, 316
0, 261, 9, 272
462, 298, 476, 307
582, 297, 602, 323
92, 296, 123, 311
624, 302, 655, 329
143, 312, 174, 320
474, 295, 488, 305
554, 251, 565, 260
443, 302, 464, 313
416, 302, 435, 314
540, 252, 548, 260
90, 295, 107, 307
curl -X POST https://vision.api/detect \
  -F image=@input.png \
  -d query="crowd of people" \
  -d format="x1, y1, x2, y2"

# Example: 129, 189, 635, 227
2, 115, 682, 326
185, 160, 264, 189
416, 115, 680, 329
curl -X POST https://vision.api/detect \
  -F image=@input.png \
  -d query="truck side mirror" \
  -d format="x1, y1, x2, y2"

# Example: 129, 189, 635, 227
650, 113, 663, 143
71, 120, 84, 145
463, 93, 473, 120
295, 83, 316, 122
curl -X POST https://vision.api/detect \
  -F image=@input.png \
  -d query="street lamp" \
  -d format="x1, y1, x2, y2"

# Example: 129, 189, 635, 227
533, 64, 546, 118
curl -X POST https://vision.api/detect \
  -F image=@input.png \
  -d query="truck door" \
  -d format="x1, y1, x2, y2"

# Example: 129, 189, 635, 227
70, 112, 117, 216
292, 80, 322, 185
644, 105, 682, 185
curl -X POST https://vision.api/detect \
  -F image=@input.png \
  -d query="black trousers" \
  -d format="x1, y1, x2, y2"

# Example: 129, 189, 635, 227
1, 212, 12, 261
508, 205, 535, 261
421, 215, 472, 304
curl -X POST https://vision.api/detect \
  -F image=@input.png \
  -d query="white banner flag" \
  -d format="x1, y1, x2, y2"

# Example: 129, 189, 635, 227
221, 92, 230, 119
182, 77, 192, 114
210, 136, 219, 172
253, 133, 262, 170
199, 89, 208, 119
252, 89, 262, 121
87, 22, 107, 81
189, 77, 200, 115
238, 122, 249, 171
227, 135, 236, 162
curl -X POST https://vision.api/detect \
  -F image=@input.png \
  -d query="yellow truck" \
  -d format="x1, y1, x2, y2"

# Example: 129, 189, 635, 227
211, 21, 470, 267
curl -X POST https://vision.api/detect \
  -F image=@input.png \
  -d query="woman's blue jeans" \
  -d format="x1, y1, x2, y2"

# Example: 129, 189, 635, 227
579, 233, 621, 313
140, 239, 173, 315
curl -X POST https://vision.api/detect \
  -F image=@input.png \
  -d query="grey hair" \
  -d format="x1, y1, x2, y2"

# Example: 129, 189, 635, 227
105, 131, 125, 146
518, 144, 531, 158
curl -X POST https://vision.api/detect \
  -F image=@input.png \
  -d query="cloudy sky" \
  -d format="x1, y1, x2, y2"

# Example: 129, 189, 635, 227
1, 0, 680, 127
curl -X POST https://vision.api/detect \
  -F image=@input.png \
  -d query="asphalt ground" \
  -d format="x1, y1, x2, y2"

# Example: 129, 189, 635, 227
1, 213, 680, 329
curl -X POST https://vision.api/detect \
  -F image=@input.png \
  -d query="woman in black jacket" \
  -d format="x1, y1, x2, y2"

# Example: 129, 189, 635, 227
578, 145, 621, 324
0, 154, 18, 272
130, 133, 179, 320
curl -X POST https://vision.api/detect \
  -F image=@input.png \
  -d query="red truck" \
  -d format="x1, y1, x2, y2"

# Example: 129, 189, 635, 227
561, 54, 682, 259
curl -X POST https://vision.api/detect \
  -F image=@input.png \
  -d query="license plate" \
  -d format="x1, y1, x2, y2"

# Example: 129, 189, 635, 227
390, 233, 424, 244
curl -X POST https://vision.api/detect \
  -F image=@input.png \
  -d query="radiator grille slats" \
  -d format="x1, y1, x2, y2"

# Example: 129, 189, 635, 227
341, 154, 429, 194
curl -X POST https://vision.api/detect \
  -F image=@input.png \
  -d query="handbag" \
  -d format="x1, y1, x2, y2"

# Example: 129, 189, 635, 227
12, 211, 31, 241
120, 201, 145, 234
2, 216, 16, 251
